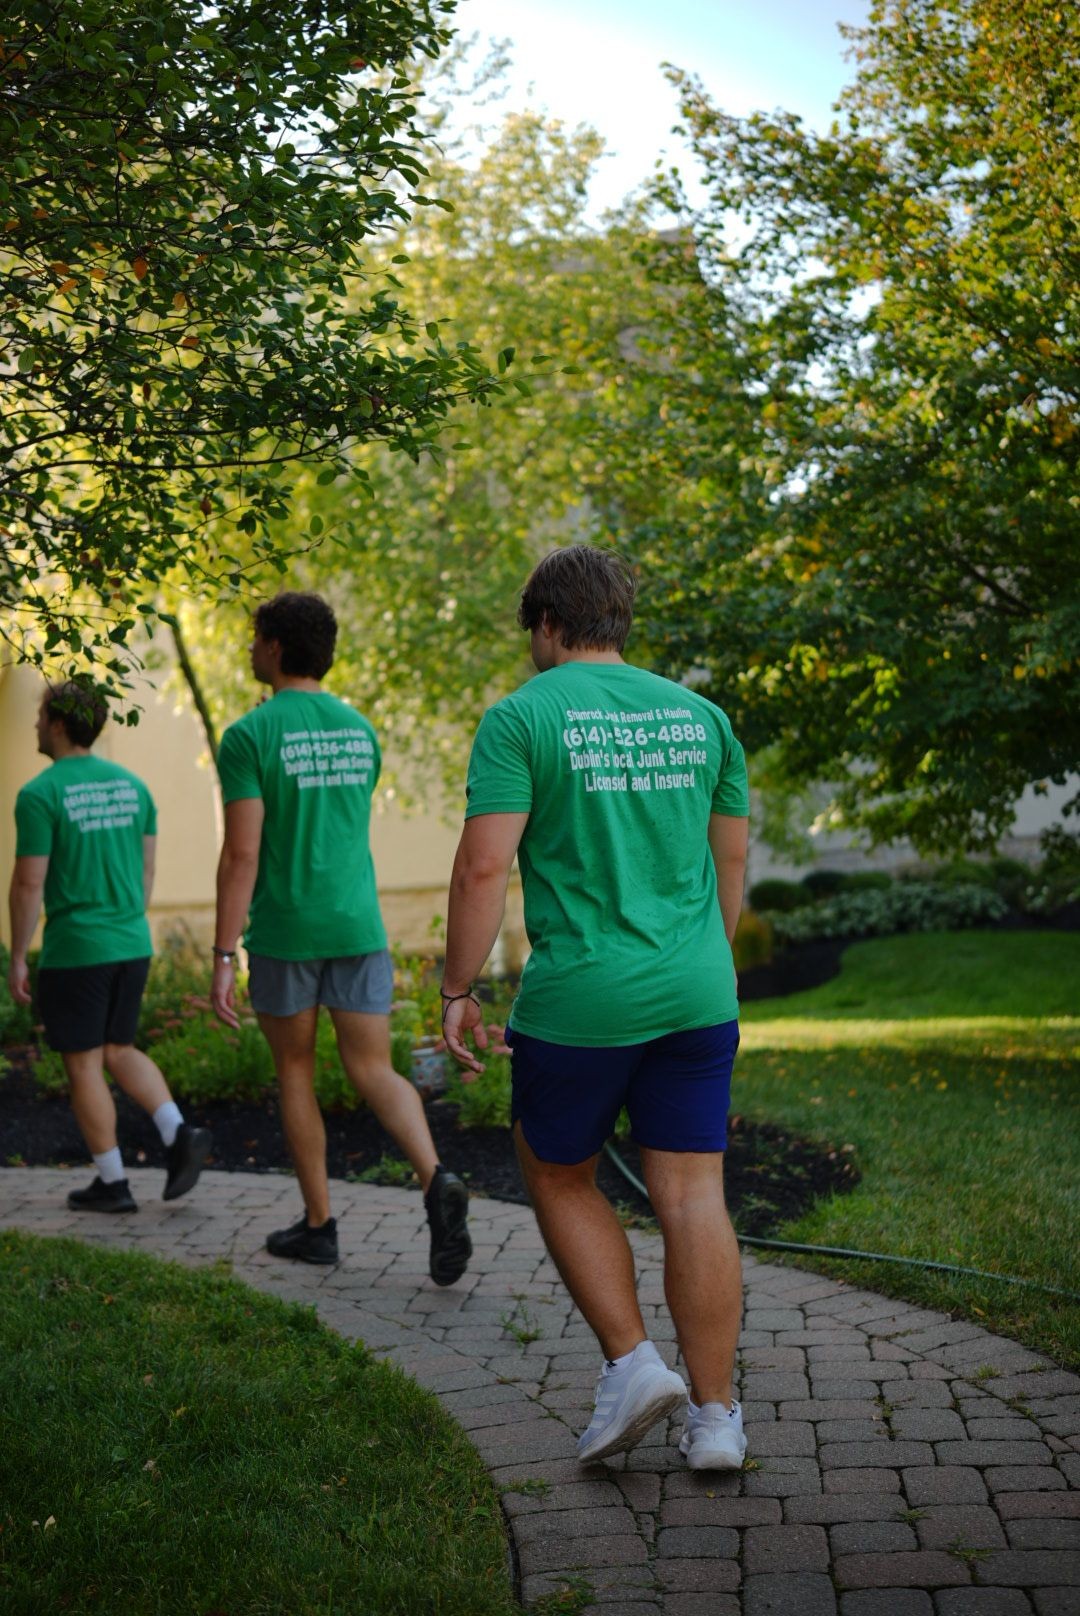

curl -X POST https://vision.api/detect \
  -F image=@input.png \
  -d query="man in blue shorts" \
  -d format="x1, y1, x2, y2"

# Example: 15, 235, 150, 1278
442, 545, 750, 1468
211, 591, 471, 1282
8, 682, 212, 1212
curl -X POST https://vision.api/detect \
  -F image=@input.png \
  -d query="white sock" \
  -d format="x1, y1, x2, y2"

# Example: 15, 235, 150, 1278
605, 1342, 648, 1373
152, 1101, 184, 1149
93, 1147, 125, 1185
688, 1397, 737, 1418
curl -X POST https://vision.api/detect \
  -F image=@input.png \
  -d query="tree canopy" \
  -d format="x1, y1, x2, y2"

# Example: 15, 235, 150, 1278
1, 0, 503, 697
169, 81, 657, 791
612, 0, 1079, 852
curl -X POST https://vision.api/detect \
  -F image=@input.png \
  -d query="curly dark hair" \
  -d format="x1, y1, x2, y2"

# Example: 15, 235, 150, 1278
518, 544, 636, 651
44, 681, 108, 748
254, 592, 337, 678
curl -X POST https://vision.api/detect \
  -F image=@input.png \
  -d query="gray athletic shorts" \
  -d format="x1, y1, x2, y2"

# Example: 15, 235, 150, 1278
247, 949, 394, 1018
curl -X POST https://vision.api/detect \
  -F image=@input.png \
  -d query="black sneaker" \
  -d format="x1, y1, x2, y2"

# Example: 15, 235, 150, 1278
163, 1124, 213, 1201
424, 1167, 471, 1287
266, 1215, 339, 1265
67, 1176, 138, 1214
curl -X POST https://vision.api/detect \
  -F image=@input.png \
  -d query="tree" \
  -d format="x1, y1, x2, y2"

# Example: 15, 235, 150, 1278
607, 0, 1080, 852
0, 0, 504, 700
169, 84, 661, 788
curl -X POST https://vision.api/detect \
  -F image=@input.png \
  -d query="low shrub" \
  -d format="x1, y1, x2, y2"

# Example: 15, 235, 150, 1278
841, 870, 894, 893
733, 909, 774, 971
926, 858, 1001, 889
1027, 827, 1080, 914
144, 1014, 277, 1103
0, 945, 41, 1045
21, 933, 524, 1115
33, 1008, 383, 1110
799, 869, 848, 900
765, 881, 1008, 944
445, 1052, 512, 1130
748, 878, 811, 913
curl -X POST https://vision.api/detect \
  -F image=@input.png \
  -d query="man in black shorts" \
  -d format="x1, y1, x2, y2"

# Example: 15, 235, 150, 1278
8, 682, 212, 1212
211, 591, 471, 1281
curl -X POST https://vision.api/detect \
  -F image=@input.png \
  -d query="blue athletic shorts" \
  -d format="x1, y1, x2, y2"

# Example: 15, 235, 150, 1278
505, 1019, 740, 1165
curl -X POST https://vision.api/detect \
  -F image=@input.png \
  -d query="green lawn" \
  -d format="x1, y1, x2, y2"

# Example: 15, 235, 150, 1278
0, 1233, 518, 1616
738, 931, 1080, 1369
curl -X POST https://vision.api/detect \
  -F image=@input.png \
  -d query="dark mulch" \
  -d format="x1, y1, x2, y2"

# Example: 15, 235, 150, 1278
736, 939, 845, 1001
0, 1050, 858, 1238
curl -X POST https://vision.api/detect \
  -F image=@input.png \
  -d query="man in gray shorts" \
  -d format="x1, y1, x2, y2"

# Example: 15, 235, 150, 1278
211, 591, 471, 1280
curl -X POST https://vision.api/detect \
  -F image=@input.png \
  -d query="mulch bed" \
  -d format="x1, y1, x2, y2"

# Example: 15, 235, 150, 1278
0, 938, 872, 1234
0, 1049, 858, 1238
736, 938, 845, 1001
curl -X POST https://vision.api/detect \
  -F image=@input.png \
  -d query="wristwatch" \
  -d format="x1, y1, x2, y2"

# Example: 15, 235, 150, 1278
212, 946, 236, 965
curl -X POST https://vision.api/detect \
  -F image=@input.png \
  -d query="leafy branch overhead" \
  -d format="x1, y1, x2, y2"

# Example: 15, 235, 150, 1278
0, 0, 505, 691
615, 0, 1079, 852
166, 97, 646, 780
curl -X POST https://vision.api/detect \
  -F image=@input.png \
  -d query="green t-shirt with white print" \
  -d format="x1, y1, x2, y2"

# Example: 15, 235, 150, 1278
217, 689, 386, 960
465, 662, 749, 1045
14, 755, 156, 968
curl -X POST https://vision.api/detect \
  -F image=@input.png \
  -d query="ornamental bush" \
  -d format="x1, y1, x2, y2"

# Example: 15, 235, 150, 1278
24, 938, 435, 1108
748, 878, 811, 913
800, 869, 848, 900
732, 910, 774, 971
764, 881, 1008, 945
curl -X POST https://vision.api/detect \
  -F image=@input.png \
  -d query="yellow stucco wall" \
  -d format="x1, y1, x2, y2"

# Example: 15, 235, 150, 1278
0, 661, 527, 967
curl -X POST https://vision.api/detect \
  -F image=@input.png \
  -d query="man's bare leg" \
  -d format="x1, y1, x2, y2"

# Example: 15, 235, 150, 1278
329, 1010, 438, 1191
640, 1147, 742, 1406
514, 1121, 646, 1359
63, 1048, 117, 1155
103, 1043, 171, 1114
257, 1008, 330, 1225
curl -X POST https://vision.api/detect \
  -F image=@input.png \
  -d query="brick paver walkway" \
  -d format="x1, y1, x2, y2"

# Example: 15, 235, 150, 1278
3, 1166, 1078, 1615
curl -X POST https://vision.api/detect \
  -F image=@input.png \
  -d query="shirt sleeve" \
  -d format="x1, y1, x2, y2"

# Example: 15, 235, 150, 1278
143, 786, 158, 836
465, 704, 534, 818
712, 732, 750, 816
14, 785, 54, 857
217, 721, 263, 804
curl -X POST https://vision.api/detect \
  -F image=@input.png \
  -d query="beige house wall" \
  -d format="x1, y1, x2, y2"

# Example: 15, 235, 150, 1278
0, 661, 527, 968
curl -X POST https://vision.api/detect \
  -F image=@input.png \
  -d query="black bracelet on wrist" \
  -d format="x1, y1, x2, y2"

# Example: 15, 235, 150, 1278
212, 946, 236, 963
440, 989, 480, 1024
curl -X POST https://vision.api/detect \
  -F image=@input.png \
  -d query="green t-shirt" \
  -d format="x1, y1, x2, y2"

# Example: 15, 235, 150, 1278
465, 662, 749, 1046
217, 689, 387, 961
14, 756, 156, 969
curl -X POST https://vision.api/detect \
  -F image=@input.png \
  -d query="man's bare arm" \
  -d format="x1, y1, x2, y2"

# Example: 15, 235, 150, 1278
7, 855, 48, 1005
708, 813, 749, 944
443, 812, 528, 1071
211, 798, 265, 1028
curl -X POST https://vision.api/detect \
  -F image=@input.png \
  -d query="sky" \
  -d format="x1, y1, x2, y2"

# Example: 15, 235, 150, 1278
454, 0, 872, 216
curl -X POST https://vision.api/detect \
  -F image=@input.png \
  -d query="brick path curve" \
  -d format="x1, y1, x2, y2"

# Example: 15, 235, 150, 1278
3, 1167, 1078, 1615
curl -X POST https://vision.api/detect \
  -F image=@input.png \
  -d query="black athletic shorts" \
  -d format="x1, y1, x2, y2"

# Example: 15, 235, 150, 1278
36, 957, 151, 1053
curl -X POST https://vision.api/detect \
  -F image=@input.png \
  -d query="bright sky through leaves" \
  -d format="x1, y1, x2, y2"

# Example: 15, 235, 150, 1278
457, 0, 871, 214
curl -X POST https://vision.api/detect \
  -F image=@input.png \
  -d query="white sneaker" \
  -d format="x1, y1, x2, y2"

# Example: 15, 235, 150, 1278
576, 1341, 687, 1464
678, 1400, 747, 1470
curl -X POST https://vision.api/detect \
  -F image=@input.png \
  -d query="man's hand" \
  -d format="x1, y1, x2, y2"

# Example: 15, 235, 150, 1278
8, 954, 31, 1006
442, 994, 489, 1076
211, 957, 240, 1029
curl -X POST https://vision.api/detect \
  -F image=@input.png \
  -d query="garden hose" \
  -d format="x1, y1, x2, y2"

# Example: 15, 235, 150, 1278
602, 1142, 1080, 1305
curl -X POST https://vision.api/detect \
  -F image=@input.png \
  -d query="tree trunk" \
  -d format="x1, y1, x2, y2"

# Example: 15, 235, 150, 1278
171, 619, 219, 765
